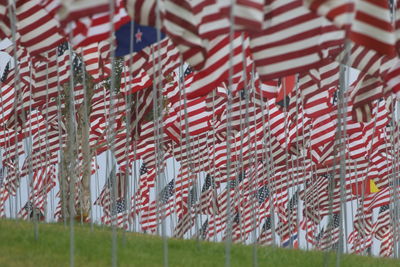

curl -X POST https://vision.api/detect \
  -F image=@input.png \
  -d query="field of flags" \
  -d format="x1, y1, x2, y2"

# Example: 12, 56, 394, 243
1, 0, 400, 261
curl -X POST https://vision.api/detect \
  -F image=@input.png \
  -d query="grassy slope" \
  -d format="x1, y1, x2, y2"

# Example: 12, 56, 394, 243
0, 220, 399, 267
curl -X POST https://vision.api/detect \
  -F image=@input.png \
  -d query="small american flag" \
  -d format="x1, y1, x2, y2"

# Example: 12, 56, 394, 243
258, 217, 273, 245
57, 42, 69, 57
72, 54, 83, 76
0, 61, 10, 83
184, 66, 193, 77
0, 167, 4, 187
199, 219, 209, 240
229, 171, 245, 188
201, 174, 214, 193
187, 185, 197, 208
317, 213, 341, 250
140, 163, 148, 175
257, 185, 269, 205
112, 199, 126, 216
159, 179, 175, 205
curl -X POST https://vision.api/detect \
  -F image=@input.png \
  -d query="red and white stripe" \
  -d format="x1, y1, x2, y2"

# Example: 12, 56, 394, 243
16, 0, 65, 55
363, 187, 391, 211
69, 0, 130, 48
350, 0, 395, 58
31, 46, 70, 103
126, 0, 159, 28
187, 32, 252, 99
164, 0, 207, 70
0, 75, 16, 127
80, 43, 101, 82
250, 0, 345, 81
349, 72, 384, 122
58, 0, 109, 23
303, 0, 355, 29
142, 38, 180, 88
120, 68, 152, 95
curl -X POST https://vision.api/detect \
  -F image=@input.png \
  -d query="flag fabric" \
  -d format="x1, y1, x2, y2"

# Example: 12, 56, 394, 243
316, 213, 341, 250
305, 1, 396, 58
125, 0, 158, 28
15, 0, 65, 56
349, 1, 395, 58
163, 0, 207, 70
303, 0, 355, 29
140, 178, 175, 232
187, 32, 252, 99
67, 0, 130, 48
250, 0, 345, 81
95, 170, 128, 228
195, 174, 217, 215
58, 0, 110, 23
115, 21, 166, 57
31, 41, 70, 104
1, 0, 400, 259
258, 217, 273, 245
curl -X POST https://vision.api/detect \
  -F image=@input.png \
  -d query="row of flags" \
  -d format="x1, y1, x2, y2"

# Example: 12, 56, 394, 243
1, 0, 400, 258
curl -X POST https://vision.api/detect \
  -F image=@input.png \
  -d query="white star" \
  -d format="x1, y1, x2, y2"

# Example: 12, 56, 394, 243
135, 29, 143, 43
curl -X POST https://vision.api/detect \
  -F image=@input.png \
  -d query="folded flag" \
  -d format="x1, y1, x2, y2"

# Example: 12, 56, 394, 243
115, 21, 166, 57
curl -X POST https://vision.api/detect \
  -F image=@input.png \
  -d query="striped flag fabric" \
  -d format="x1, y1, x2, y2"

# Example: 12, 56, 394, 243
303, 0, 355, 29
0, 70, 16, 127
349, 0, 396, 58
67, 0, 130, 48
187, 32, 252, 99
305, 1, 396, 57
316, 213, 341, 250
58, 0, 109, 23
31, 42, 70, 104
258, 217, 273, 245
140, 178, 176, 232
125, 0, 158, 28
15, 0, 65, 55
250, 0, 345, 81
94, 170, 129, 228
363, 187, 391, 213
79, 43, 101, 82
163, 0, 207, 70
195, 174, 217, 215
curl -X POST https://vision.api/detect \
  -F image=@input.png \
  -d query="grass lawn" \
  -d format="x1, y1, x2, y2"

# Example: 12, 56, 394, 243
0, 219, 399, 267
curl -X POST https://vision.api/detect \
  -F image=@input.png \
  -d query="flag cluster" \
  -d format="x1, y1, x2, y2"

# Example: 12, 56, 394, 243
1, 0, 400, 258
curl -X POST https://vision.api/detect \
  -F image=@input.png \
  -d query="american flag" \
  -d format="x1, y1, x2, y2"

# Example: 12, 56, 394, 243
195, 174, 217, 215
173, 193, 196, 239
18, 200, 46, 221
198, 219, 209, 240
0, 61, 10, 83
140, 178, 175, 232
159, 179, 175, 205
317, 213, 341, 250
16, 0, 65, 55
95, 168, 129, 228
183, 66, 193, 80
0, 167, 3, 186
232, 184, 270, 243
258, 217, 273, 245
101, 197, 128, 229
1, 0, 400, 258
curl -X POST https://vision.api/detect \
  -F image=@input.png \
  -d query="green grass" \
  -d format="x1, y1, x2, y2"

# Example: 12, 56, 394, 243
0, 219, 399, 267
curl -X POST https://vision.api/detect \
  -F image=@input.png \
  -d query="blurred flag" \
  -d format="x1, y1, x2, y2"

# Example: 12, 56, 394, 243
67, 0, 130, 48
58, 0, 109, 24
115, 21, 166, 57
